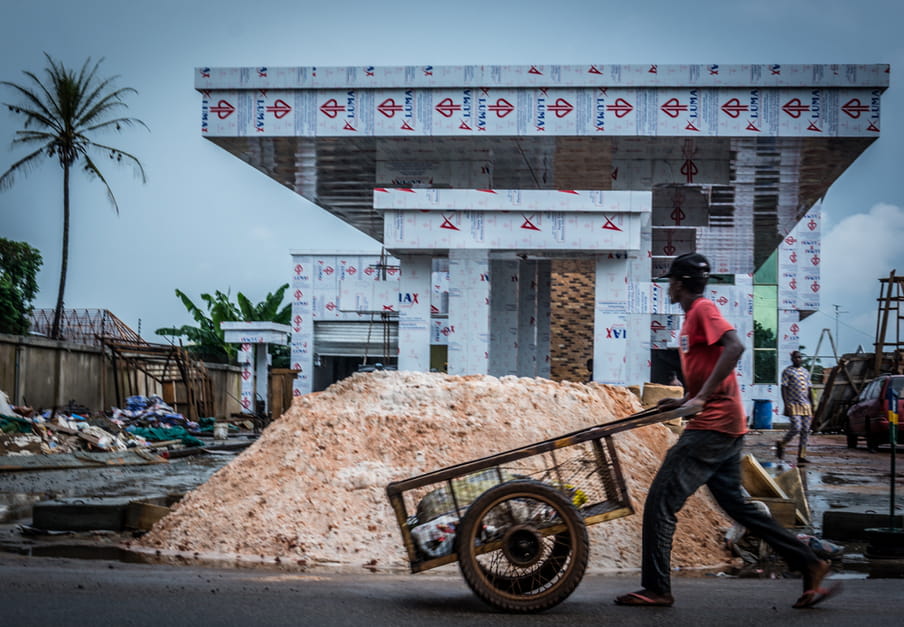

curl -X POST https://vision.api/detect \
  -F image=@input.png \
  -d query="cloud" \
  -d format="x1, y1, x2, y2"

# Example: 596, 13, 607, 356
813, 202, 904, 351
821, 203, 904, 301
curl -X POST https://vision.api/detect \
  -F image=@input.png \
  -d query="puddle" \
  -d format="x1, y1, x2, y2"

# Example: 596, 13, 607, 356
0, 455, 232, 525
17, 543, 155, 564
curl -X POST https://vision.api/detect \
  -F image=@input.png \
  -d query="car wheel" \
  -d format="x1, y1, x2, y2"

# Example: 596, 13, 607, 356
845, 418, 858, 449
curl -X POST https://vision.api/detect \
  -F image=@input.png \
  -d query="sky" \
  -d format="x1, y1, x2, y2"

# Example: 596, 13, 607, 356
1, 0, 903, 361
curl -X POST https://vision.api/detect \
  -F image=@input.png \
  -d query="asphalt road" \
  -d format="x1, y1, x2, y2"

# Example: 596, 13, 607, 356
1, 553, 901, 627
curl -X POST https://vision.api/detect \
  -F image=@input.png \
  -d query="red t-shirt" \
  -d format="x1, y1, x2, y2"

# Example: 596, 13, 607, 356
680, 297, 748, 436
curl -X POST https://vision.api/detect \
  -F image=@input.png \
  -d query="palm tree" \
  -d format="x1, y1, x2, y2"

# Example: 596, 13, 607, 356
0, 53, 147, 339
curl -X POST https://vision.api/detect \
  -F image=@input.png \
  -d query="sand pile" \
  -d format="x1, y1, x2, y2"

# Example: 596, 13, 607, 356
136, 371, 731, 572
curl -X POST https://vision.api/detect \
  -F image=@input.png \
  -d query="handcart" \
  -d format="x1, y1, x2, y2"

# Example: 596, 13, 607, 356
385, 405, 698, 613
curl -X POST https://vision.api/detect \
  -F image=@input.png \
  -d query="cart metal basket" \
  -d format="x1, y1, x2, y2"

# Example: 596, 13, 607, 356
386, 405, 697, 612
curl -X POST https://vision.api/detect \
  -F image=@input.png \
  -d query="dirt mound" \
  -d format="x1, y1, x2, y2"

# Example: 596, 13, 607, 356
136, 371, 731, 572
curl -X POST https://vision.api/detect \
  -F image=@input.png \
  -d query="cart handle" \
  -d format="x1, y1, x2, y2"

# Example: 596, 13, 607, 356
386, 404, 698, 496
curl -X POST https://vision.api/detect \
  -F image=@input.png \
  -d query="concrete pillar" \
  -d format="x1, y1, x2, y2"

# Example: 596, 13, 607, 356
448, 249, 490, 375
238, 344, 254, 413
255, 347, 269, 413
593, 256, 630, 384
289, 255, 315, 396
489, 259, 519, 377
517, 260, 538, 377
536, 260, 552, 379
397, 254, 432, 372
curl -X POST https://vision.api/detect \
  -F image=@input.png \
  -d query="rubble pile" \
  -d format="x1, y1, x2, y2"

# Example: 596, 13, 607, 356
0, 392, 208, 456
138, 371, 732, 572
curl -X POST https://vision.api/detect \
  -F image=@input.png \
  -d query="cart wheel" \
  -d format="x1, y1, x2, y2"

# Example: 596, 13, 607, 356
455, 479, 589, 613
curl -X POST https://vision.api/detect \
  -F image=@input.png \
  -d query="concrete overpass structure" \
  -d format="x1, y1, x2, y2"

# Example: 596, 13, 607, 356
194, 63, 888, 409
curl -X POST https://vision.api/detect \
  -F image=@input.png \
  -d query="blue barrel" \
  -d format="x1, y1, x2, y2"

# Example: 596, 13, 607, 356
752, 399, 773, 429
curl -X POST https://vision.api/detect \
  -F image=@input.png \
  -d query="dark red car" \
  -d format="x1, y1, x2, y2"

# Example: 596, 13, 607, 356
845, 374, 904, 451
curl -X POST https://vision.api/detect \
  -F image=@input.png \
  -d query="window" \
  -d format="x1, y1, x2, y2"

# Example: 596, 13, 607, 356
753, 250, 778, 383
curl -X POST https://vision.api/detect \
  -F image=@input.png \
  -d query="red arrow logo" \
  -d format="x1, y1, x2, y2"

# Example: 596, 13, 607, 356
681, 159, 698, 183
807, 121, 822, 132
343, 121, 357, 131
721, 98, 749, 118
435, 97, 461, 118
210, 100, 235, 119
588, 65, 602, 74
546, 98, 573, 118
400, 120, 414, 131
602, 217, 622, 231
266, 99, 292, 119
377, 98, 403, 118
488, 99, 515, 118
867, 121, 880, 132
670, 207, 686, 226
607, 98, 633, 118
320, 98, 345, 118
841, 98, 870, 118
782, 98, 810, 118
528, 66, 542, 75
521, 215, 540, 231
459, 121, 471, 130
746, 121, 760, 132
661, 98, 689, 118
440, 215, 459, 230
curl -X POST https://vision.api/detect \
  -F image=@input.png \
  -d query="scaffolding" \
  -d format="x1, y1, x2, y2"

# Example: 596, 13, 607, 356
102, 339, 214, 421
813, 270, 904, 432
28, 308, 213, 418
29, 309, 145, 346
873, 270, 904, 374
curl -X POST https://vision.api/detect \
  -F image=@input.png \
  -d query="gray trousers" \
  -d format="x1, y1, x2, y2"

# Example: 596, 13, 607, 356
641, 429, 820, 594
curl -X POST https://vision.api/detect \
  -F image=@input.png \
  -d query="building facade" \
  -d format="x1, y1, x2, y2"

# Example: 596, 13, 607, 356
196, 63, 887, 420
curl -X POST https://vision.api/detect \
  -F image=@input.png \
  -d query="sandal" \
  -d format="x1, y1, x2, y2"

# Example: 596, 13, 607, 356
614, 590, 674, 607
792, 582, 842, 608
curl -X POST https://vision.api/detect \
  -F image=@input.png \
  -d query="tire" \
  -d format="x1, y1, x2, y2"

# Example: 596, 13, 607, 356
455, 480, 589, 613
845, 418, 858, 449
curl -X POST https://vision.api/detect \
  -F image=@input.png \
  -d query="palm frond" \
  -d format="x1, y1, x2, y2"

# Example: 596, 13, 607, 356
0, 147, 49, 190
1, 83, 60, 132
84, 115, 149, 134
88, 141, 147, 183
80, 154, 118, 212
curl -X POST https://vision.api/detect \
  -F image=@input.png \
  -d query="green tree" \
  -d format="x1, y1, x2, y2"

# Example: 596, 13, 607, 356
0, 238, 43, 335
1, 53, 147, 340
156, 284, 292, 365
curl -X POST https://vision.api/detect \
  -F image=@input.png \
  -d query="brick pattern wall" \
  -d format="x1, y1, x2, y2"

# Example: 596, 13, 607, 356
549, 259, 595, 382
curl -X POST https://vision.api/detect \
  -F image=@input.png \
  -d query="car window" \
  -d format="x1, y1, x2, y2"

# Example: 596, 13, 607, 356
862, 379, 883, 401
891, 377, 904, 396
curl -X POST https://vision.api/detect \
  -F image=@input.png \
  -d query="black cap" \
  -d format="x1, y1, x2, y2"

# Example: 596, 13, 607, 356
659, 252, 711, 280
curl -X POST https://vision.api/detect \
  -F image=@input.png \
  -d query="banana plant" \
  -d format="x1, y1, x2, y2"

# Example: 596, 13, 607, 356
156, 284, 289, 364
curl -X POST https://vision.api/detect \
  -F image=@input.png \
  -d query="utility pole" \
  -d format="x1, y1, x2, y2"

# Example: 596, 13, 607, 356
833, 304, 847, 353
